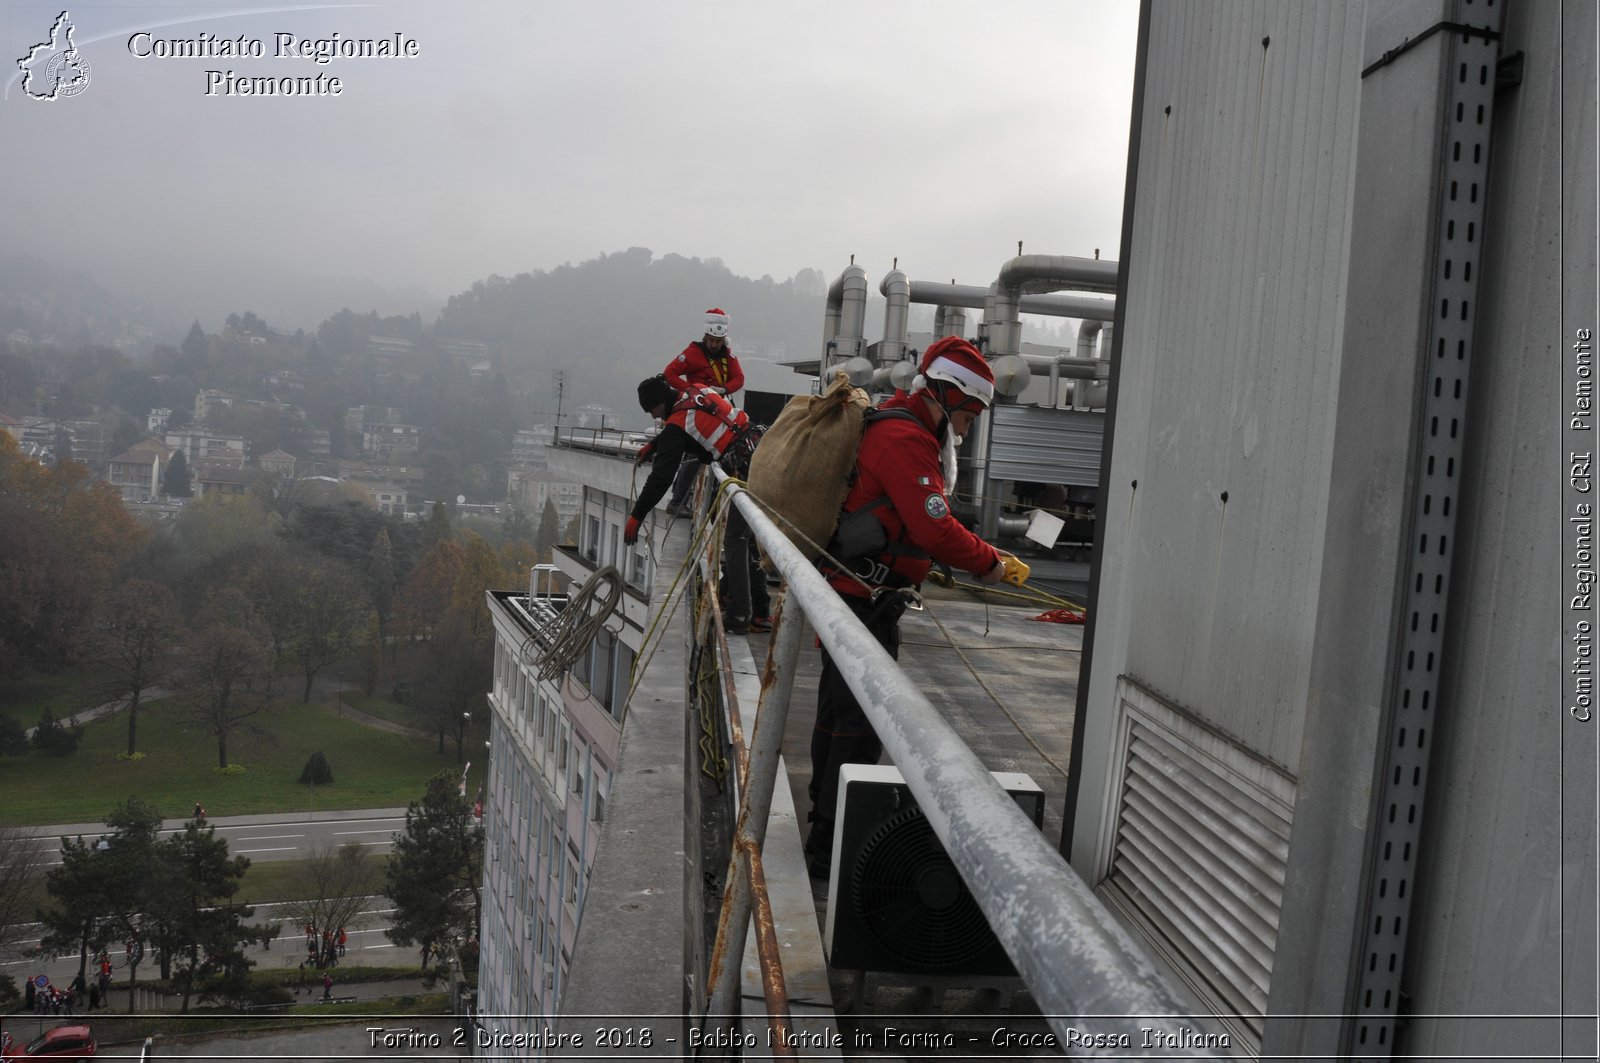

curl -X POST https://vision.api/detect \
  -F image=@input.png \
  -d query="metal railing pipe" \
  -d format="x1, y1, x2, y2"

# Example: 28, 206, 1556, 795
714, 474, 1220, 1051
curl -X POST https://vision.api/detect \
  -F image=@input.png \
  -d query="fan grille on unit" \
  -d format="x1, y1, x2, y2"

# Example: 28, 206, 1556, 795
849, 805, 991, 969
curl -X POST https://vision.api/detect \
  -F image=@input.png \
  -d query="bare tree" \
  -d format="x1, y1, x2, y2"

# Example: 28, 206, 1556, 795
288, 560, 371, 703
99, 578, 183, 756
0, 825, 49, 955
281, 842, 381, 964
186, 620, 272, 770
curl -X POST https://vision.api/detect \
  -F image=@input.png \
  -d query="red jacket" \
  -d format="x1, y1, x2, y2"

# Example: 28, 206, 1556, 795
829, 393, 999, 596
666, 341, 744, 395
630, 387, 752, 521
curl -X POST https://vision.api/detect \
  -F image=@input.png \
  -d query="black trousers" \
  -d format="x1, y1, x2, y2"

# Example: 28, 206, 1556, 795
806, 592, 906, 864
668, 457, 700, 507
722, 507, 770, 624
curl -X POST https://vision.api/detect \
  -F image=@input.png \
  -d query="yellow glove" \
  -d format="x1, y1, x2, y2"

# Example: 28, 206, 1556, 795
1001, 555, 1030, 587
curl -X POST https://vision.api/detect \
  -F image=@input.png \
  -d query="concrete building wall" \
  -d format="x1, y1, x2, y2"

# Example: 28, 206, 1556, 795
479, 600, 627, 1028
1077, 0, 1594, 1054
1076, 0, 1365, 787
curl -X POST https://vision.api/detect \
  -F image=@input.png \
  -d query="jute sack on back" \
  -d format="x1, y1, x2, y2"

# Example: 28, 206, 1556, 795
745, 371, 870, 562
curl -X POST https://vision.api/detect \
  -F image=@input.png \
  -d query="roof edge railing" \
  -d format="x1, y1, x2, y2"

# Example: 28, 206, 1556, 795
702, 467, 1222, 1055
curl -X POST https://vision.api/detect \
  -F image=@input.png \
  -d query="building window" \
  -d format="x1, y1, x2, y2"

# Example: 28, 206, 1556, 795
612, 643, 634, 719
591, 628, 613, 708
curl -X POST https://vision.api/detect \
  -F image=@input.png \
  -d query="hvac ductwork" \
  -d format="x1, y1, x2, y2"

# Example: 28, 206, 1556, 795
909, 280, 1116, 323
822, 265, 870, 376
879, 270, 910, 365
933, 305, 968, 339
988, 255, 1119, 360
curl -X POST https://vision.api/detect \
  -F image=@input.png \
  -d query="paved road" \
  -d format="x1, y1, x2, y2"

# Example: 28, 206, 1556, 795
3, 809, 417, 989
2, 896, 410, 987
8, 808, 409, 867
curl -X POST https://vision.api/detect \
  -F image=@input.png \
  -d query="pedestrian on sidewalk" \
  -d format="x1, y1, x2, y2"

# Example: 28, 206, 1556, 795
295, 960, 307, 994
336, 927, 347, 957
322, 971, 333, 1001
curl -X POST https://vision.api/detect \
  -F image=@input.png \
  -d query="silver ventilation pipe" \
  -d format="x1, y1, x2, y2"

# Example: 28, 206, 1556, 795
909, 280, 1116, 322
975, 254, 1120, 533
988, 254, 1119, 362
1076, 319, 1104, 362
879, 270, 910, 366
933, 305, 968, 340
822, 265, 869, 377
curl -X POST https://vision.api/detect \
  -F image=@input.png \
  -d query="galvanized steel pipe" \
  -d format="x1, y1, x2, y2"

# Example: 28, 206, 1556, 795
911, 279, 1117, 322
989, 255, 1121, 362
823, 265, 869, 375
703, 551, 808, 1026
713, 473, 1220, 1053
878, 270, 911, 366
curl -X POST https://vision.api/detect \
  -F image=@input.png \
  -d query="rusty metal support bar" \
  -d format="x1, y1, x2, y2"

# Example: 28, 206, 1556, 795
702, 582, 806, 1031
742, 839, 796, 1058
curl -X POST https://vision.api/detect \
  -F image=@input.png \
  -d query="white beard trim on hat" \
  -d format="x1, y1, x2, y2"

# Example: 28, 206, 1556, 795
912, 373, 961, 490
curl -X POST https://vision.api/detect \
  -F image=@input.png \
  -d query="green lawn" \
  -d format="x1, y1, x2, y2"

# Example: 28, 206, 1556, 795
338, 691, 431, 733
0, 667, 121, 724
0, 696, 483, 827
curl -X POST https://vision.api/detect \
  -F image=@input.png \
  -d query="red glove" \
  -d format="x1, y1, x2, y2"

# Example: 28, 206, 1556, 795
635, 442, 653, 465
623, 515, 641, 545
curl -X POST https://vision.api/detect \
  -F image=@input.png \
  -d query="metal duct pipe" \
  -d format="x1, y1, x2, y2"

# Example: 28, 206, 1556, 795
979, 254, 1120, 532
996, 514, 1032, 537
910, 280, 1116, 322
879, 270, 910, 366
1076, 319, 1104, 361
822, 265, 869, 375
933, 304, 968, 339
989, 254, 1119, 362
1017, 354, 1104, 379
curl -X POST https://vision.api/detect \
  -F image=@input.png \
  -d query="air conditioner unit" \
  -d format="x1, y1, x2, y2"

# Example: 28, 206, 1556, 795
824, 764, 1044, 977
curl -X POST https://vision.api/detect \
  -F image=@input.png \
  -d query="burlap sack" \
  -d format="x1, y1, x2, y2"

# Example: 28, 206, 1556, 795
745, 371, 870, 561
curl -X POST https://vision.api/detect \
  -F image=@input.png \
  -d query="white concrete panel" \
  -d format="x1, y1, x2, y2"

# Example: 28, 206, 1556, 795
1075, 0, 1366, 872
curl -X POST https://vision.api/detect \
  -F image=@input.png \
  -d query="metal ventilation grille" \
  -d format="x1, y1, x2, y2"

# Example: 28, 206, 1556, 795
1099, 682, 1295, 1044
850, 806, 993, 970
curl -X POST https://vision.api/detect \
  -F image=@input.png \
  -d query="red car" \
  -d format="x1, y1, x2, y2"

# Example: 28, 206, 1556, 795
2, 1026, 97, 1060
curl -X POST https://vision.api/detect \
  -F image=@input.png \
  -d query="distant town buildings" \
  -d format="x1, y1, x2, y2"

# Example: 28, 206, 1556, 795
506, 466, 581, 528
190, 460, 252, 498
105, 437, 173, 500
164, 426, 248, 465
511, 427, 553, 467
257, 448, 297, 478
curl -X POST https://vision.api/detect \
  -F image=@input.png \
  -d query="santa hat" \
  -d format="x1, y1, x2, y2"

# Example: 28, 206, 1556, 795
703, 308, 730, 338
913, 336, 995, 407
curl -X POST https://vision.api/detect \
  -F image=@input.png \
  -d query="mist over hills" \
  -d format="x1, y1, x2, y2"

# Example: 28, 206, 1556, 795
3, 246, 1080, 426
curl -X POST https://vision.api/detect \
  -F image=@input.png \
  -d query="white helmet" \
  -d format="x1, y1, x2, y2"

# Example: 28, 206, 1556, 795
703, 307, 730, 338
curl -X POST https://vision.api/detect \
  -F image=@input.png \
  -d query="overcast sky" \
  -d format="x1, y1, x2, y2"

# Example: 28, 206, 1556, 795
1, 1, 1138, 328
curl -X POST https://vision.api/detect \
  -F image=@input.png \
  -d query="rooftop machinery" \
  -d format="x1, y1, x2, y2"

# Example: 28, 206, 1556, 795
817, 255, 1119, 574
